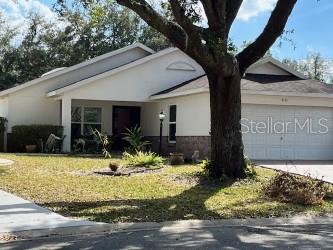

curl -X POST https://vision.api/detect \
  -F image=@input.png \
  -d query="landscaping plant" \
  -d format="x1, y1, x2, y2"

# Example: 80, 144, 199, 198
92, 129, 111, 159
265, 172, 329, 205
122, 125, 150, 152
122, 150, 163, 168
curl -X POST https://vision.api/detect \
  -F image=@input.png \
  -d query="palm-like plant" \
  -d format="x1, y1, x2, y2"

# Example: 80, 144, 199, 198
122, 125, 150, 152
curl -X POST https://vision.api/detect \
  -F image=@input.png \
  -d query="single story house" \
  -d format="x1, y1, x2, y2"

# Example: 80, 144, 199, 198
1, 42, 333, 160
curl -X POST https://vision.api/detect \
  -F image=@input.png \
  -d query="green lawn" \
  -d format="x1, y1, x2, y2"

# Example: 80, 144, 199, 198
0, 153, 332, 223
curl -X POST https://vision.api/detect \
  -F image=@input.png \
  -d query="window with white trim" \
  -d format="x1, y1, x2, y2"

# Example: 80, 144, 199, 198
71, 107, 102, 139
168, 105, 177, 143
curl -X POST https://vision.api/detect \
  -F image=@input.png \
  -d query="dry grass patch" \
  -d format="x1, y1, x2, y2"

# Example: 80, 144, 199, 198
265, 172, 330, 205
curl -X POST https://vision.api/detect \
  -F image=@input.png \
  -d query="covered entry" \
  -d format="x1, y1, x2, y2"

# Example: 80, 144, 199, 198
112, 106, 141, 150
62, 99, 146, 152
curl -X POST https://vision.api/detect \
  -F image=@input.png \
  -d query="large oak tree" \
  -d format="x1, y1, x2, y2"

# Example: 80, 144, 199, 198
116, 0, 297, 178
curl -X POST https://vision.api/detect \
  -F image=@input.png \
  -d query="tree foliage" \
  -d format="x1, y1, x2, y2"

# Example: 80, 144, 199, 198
283, 52, 332, 82
0, 0, 169, 89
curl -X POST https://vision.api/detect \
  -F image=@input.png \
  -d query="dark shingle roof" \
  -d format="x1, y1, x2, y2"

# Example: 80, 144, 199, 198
152, 74, 333, 97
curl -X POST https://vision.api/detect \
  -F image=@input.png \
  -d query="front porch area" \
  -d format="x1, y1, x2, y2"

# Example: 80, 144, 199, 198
61, 99, 154, 152
59, 97, 209, 158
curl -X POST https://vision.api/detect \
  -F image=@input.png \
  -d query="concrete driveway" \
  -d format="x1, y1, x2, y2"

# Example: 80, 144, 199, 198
255, 161, 333, 183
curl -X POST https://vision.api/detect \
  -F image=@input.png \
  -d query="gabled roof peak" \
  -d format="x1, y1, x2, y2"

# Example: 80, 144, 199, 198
247, 56, 307, 79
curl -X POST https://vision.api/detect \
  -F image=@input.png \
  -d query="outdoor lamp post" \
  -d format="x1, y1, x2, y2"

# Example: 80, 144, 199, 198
159, 111, 166, 155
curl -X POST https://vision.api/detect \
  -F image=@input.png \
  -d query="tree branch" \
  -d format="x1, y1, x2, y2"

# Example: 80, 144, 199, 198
236, 0, 297, 74
116, 0, 187, 50
117, 0, 216, 70
169, 0, 196, 35
200, 0, 225, 35
225, 0, 243, 34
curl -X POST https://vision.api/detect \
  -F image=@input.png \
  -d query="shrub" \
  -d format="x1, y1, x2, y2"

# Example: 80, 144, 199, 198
265, 172, 329, 205
200, 158, 211, 175
244, 156, 257, 179
122, 151, 163, 168
122, 125, 150, 152
9, 125, 63, 152
92, 129, 111, 158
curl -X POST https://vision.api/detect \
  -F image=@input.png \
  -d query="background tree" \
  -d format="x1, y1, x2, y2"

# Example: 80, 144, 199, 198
115, 0, 298, 178
0, 0, 169, 88
283, 52, 332, 82
0, 13, 18, 89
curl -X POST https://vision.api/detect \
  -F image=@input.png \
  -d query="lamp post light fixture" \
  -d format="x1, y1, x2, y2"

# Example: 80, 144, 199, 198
159, 111, 166, 155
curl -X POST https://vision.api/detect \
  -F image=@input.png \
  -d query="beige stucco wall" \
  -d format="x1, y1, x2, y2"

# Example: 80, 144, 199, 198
3, 44, 333, 141
65, 50, 204, 101
6, 89, 61, 132
1, 47, 154, 132
242, 94, 333, 107
0, 98, 8, 118
144, 92, 333, 137
142, 93, 210, 137
247, 62, 290, 75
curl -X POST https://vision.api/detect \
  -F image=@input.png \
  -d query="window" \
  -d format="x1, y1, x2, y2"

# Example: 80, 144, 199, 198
168, 105, 177, 143
83, 107, 102, 135
71, 106, 102, 140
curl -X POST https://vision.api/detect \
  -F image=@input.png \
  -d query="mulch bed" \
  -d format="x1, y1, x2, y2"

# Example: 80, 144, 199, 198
71, 166, 164, 177
94, 167, 162, 176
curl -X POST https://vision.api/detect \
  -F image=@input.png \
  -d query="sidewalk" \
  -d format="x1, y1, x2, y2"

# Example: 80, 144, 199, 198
0, 190, 97, 235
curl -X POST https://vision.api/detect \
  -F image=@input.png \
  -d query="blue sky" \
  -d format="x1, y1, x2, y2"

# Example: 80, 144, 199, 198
230, 0, 333, 60
1, 0, 333, 61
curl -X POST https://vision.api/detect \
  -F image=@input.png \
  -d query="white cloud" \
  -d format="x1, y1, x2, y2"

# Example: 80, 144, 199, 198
146, 0, 278, 22
0, 0, 59, 31
237, 0, 277, 21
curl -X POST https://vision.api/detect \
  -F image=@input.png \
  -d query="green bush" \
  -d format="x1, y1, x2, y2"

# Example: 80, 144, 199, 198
122, 151, 163, 168
265, 172, 329, 205
122, 125, 150, 152
244, 156, 257, 179
9, 125, 63, 152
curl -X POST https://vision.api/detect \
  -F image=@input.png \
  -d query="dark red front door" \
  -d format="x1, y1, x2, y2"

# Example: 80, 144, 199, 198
112, 106, 141, 150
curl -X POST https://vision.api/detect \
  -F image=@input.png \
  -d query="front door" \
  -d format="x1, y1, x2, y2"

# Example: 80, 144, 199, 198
112, 106, 141, 150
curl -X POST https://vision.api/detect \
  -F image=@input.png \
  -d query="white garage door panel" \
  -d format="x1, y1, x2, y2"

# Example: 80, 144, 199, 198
242, 104, 333, 160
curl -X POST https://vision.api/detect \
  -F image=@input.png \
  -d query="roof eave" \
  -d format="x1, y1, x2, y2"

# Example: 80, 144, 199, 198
150, 88, 333, 100
150, 87, 209, 100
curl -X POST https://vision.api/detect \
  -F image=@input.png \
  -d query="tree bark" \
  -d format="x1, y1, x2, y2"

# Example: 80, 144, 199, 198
207, 71, 246, 179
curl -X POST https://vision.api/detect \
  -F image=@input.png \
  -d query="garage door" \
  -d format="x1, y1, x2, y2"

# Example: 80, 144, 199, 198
242, 104, 333, 160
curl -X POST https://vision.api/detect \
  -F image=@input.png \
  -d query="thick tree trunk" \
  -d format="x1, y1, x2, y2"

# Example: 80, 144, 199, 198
207, 71, 246, 179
